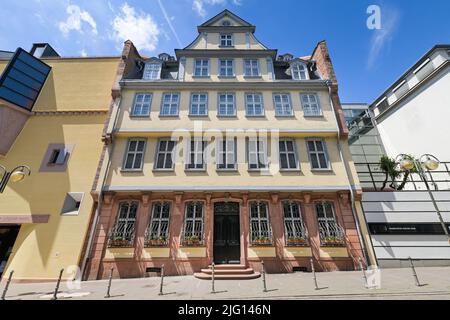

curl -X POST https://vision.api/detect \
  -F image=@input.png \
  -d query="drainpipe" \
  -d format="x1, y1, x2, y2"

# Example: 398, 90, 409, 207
80, 97, 121, 280
325, 80, 373, 267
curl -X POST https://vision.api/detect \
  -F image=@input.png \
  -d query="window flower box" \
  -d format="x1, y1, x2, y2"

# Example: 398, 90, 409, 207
286, 237, 308, 247
109, 237, 133, 248
182, 235, 203, 247
252, 237, 272, 246
321, 237, 345, 247
144, 236, 168, 247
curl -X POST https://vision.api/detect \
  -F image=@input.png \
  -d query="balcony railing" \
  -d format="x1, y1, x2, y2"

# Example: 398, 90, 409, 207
107, 222, 136, 248
318, 221, 346, 246
285, 221, 309, 246
355, 162, 450, 191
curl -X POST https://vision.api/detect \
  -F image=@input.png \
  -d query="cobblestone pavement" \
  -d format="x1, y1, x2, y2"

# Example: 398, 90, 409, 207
1, 266, 449, 300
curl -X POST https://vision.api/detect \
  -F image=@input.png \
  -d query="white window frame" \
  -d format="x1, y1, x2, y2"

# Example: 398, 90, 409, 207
220, 33, 233, 47
279, 139, 299, 170
131, 93, 152, 117
147, 201, 171, 240
143, 62, 161, 80
244, 59, 260, 77
216, 138, 237, 170
245, 93, 264, 117
249, 201, 272, 243
186, 138, 207, 171
291, 62, 309, 80
122, 138, 146, 171
247, 138, 268, 170
217, 92, 236, 116
183, 201, 204, 241
306, 138, 330, 170
273, 93, 293, 116
301, 93, 322, 117
219, 59, 234, 77
154, 138, 176, 170
160, 92, 180, 116
190, 93, 208, 116
193, 58, 209, 77
283, 201, 308, 241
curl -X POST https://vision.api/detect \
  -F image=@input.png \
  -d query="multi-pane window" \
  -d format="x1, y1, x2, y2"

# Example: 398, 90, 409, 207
123, 139, 146, 170
143, 62, 161, 80
146, 202, 171, 243
291, 63, 308, 80
244, 59, 260, 76
194, 59, 209, 77
219, 59, 234, 77
249, 201, 272, 243
273, 93, 293, 116
109, 201, 138, 247
307, 139, 329, 169
216, 138, 237, 170
245, 93, 264, 116
301, 94, 322, 116
183, 202, 204, 242
248, 138, 268, 170
131, 93, 152, 116
279, 139, 298, 170
190, 93, 208, 116
160, 93, 180, 116
283, 201, 308, 244
186, 139, 207, 170
218, 93, 236, 116
220, 34, 233, 47
155, 139, 176, 170
315, 201, 344, 243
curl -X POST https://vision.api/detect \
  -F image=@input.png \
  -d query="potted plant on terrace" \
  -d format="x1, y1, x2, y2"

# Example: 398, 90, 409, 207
322, 236, 344, 246
145, 235, 167, 247
184, 235, 202, 246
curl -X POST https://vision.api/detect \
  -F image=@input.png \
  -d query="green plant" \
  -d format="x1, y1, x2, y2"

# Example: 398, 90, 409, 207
378, 155, 419, 191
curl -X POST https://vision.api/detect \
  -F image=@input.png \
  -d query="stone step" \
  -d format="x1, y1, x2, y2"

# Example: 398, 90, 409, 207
194, 272, 261, 280
201, 268, 255, 275
208, 264, 247, 270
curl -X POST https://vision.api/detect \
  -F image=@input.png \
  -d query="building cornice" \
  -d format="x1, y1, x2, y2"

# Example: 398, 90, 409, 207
197, 26, 256, 33
31, 110, 109, 116
175, 49, 277, 59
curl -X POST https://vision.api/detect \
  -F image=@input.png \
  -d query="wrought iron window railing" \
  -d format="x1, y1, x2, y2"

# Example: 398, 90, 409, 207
318, 221, 346, 246
181, 201, 205, 246
107, 202, 137, 248
250, 201, 273, 246
285, 220, 309, 246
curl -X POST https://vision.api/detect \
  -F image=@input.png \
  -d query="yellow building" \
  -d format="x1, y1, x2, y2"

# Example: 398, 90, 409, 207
0, 43, 121, 282
85, 11, 376, 280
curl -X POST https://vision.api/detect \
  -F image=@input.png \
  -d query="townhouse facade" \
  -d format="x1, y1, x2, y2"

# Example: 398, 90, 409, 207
82, 10, 376, 280
0, 44, 121, 281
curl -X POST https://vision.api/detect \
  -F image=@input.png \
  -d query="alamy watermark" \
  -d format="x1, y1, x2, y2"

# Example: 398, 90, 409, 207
367, 5, 381, 30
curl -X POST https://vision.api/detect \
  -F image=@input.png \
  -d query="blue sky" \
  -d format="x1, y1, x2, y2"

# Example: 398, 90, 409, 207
1, 0, 449, 103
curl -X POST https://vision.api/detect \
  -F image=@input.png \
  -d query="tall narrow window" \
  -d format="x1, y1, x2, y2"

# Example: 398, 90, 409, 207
218, 93, 235, 116
123, 139, 146, 170
216, 138, 237, 170
186, 139, 206, 170
220, 34, 233, 47
301, 94, 322, 116
194, 59, 209, 77
244, 59, 260, 77
307, 139, 329, 170
315, 201, 345, 245
291, 63, 308, 80
183, 202, 204, 244
143, 62, 161, 80
283, 201, 308, 246
219, 59, 234, 77
160, 93, 180, 116
190, 93, 208, 116
145, 202, 171, 246
248, 138, 268, 170
108, 201, 138, 247
249, 201, 272, 244
131, 93, 152, 116
279, 139, 298, 170
155, 139, 176, 170
273, 93, 293, 116
245, 93, 264, 116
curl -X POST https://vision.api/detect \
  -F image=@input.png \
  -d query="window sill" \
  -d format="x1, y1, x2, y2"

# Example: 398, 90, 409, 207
130, 114, 151, 118
248, 168, 269, 172
279, 168, 301, 173
159, 114, 179, 118
218, 45, 235, 48
185, 168, 207, 172
310, 168, 333, 173
218, 75, 236, 79
121, 169, 143, 173
216, 168, 238, 172
274, 114, 295, 118
192, 75, 210, 79
217, 114, 237, 118
303, 114, 324, 118
243, 75, 262, 79
245, 114, 265, 118
152, 168, 175, 172
188, 114, 209, 118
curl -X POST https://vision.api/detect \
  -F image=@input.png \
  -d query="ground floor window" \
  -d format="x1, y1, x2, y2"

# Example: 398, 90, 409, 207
283, 201, 308, 246
145, 201, 171, 246
182, 201, 204, 246
108, 201, 138, 247
249, 201, 272, 245
315, 201, 345, 246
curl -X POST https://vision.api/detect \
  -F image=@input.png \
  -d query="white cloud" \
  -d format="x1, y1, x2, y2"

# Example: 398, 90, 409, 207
59, 4, 98, 36
192, 0, 235, 18
80, 49, 87, 57
368, 7, 399, 69
112, 3, 160, 52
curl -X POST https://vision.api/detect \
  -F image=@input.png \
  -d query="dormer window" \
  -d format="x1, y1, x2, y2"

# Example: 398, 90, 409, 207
143, 62, 161, 80
220, 34, 233, 47
291, 62, 309, 80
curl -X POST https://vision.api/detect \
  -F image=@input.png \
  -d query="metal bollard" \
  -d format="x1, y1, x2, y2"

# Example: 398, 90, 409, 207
52, 268, 64, 300
310, 259, 319, 290
359, 257, 368, 288
105, 267, 114, 298
211, 262, 216, 293
408, 257, 421, 287
158, 264, 165, 296
261, 260, 268, 292
1, 270, 14, 300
